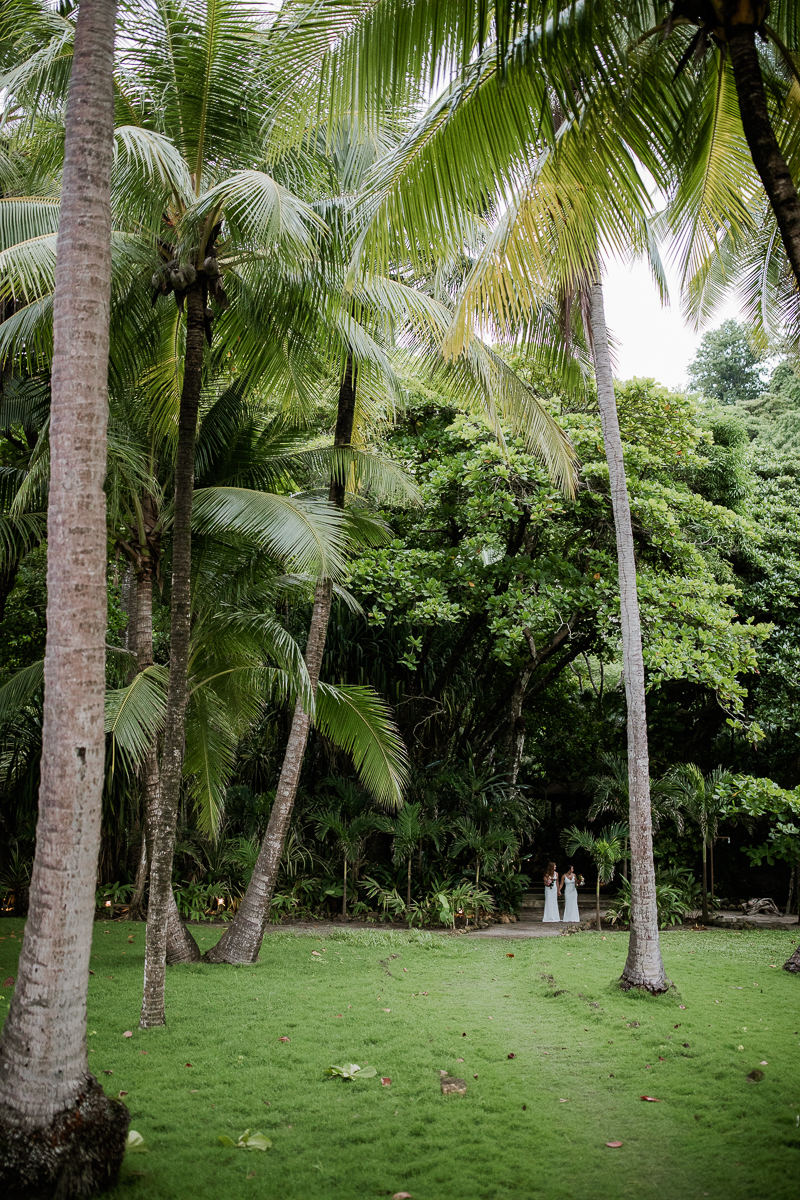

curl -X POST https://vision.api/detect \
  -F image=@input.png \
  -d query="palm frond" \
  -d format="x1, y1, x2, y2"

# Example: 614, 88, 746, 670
315, 680, 407, 810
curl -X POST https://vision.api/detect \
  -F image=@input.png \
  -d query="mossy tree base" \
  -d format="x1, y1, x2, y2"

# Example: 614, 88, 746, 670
0, 1078, 129, 1200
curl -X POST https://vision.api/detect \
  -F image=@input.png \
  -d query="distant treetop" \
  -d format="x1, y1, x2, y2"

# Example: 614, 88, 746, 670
687, 320, 767, 406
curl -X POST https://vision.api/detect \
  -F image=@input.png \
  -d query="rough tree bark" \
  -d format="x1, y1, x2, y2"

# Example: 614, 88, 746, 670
140, 283, 205, 1028
205, 355, 357, 964
588, 278, 669, 993
784, 942, 800, 973
0, 3, 131, 1194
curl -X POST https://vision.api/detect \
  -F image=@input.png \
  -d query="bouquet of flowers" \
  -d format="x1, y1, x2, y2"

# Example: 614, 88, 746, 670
576, 874, 585, 886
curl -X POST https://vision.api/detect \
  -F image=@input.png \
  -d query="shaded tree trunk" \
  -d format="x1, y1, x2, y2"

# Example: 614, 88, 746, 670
140, 284, 205, 1027
726, 18, 800, 291
701, 842, 709, 924
595, 873, 601, 933
588, 279, 669, 993
206, 355, 357, 964
407, 857, 412, 912
342, 860, 348, 919
0, 3, 131, 1193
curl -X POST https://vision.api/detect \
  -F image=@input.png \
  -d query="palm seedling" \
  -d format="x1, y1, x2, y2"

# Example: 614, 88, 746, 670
562, 822, 628, 932
668, 764, 732, 924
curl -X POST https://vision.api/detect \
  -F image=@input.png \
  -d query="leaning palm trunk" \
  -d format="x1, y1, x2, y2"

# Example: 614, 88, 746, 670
588, 278, 669, 993
725, 18, 800, 290
206, 357, 357, 964
140, 284, 206, 1027
0, 2, 131, 1192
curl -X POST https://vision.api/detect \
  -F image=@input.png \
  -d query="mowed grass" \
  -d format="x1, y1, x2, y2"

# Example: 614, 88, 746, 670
1, 920, 799, 1200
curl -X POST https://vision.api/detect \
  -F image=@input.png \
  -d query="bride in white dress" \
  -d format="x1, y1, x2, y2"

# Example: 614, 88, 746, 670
561, 865, 581, 923
542, 862, 561, 922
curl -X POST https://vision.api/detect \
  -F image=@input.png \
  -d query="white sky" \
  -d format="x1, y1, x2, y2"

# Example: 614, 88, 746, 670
602, 253, 741, 391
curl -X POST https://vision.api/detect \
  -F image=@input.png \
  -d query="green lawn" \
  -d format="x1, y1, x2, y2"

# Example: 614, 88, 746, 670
1, 919, 799, 1200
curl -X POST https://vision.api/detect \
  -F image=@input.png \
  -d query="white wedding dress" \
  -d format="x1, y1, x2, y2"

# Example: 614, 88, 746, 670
543, 878, 561, 922
562, 875, 580, 923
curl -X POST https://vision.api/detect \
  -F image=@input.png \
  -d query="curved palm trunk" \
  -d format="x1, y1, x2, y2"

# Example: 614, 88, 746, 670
140, 284, 205, 1027
726, 21, 800, 290
206, 355, 357, 964
0, 2, 131, 1192
588, 279, 669, 993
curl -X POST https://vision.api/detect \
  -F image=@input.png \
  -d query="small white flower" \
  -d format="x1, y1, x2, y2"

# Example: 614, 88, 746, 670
737, 1045, 744, 1051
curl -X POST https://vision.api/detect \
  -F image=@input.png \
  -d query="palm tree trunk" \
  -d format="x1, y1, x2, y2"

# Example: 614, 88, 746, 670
342, 860, 348, 919
596, 872, 601, 933
784, 864, 795, 918
0, 2, 131, 1190
140, 283, 205, 1027
701, 842, 709, 924
407, 857, 412, 911
727, 22, 800, 290
205, 355, 357, 964
709, 839, 714, 902
588, 279, 669, 992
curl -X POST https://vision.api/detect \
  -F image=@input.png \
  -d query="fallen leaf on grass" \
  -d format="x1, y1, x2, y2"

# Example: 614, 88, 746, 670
392, 1193, 413, 1199
335, 1014, 343, 1018
640, 1096, 660, 1102
506, 954, 514, 958
678, 1005, 686, 1010
325, 1063, 377, 1081
3, 977, 14, 988
278, 1037, 290, 1042
122, 1031, 133, 1038
381, 1077, 391, 1086
605, 1141, 623, 1148
246, 1171, 255, 1179
88, 971, 95, 975
658, 1057, 666, 1062
118, 1091, 129, 1098
139, 1051, 148, 1056
311, 951, 322, 957
383, 1008, 391, 1013
126, 1131, 145, 1152
507, 1053, 517, 1059
189, 1089, 199, 1093
218, 1130, 272, 1152
456, 1058, 464, 1063
103, 1070, 113, 1075
185, 1063, 193, 1068
760, 1061, 768, 1065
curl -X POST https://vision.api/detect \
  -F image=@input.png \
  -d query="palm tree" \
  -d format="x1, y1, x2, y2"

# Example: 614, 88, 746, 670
670, 764, 732, 924
378, 801, 445, 910
0, 0, 131, 1191
660, 2, 800, 290
562, 823, 628, 933
449, 817, 519, 887
316, 806, 383, 918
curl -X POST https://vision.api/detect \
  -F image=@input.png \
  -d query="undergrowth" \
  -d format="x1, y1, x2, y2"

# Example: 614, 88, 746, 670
1, 920, 798, 1200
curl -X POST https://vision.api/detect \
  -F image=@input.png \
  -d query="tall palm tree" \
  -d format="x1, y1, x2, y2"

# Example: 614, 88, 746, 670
670, 763, 732, 923
562, 822, 628, 933
0, 0, 131, 1192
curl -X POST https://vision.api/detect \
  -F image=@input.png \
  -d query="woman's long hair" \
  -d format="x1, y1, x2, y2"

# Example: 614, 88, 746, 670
546, 861, 556, 878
